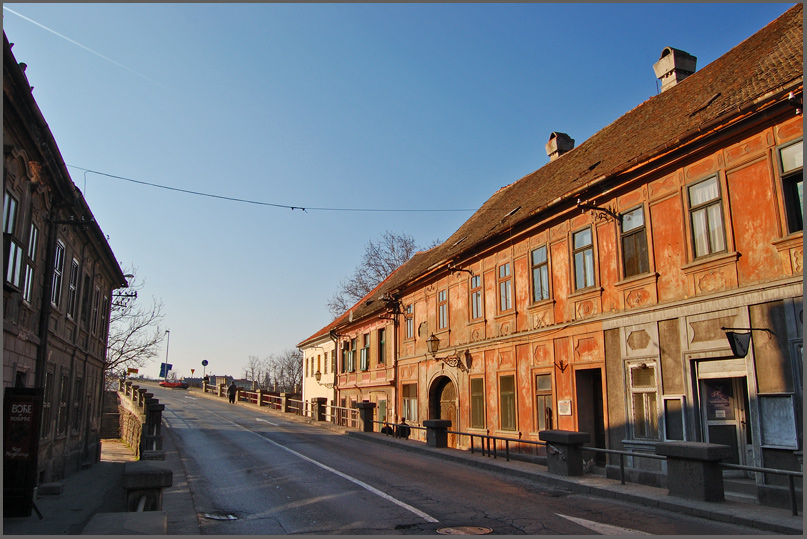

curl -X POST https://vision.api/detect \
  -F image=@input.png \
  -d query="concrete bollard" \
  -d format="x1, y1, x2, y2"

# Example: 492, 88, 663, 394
313, 398, 327, 421
123, 461, 173, 511
539, 430, 591, 476
423, 419, 452, 448
655, 441, 733, 502
354, 401, 376, 432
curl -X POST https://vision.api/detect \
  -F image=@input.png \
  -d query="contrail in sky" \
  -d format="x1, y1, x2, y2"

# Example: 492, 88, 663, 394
3, 6, 173, 92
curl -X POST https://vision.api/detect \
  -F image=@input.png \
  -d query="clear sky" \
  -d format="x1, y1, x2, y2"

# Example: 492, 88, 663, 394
3, 3, 794, 380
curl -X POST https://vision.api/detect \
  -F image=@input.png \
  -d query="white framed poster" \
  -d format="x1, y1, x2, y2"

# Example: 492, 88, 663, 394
558, 400, 572, 416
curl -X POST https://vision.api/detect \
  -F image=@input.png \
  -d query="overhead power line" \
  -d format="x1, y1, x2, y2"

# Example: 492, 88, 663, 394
67, 166, 476, 213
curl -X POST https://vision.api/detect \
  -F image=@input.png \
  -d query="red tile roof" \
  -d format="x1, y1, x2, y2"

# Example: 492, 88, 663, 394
312, 4, 803, 328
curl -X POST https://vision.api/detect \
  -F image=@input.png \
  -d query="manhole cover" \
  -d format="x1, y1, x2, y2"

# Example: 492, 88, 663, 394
437, 526, 493, 535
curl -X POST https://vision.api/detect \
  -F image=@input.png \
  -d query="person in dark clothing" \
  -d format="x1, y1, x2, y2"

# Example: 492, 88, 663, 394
396, 417, 411, 440
381, 422, 394, 435
227, 381, 237, 404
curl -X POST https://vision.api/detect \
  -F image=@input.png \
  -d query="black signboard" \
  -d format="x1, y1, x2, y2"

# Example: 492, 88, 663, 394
4, 388, 43, 517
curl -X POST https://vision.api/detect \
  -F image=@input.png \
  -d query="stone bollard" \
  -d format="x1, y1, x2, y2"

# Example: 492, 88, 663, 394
655, 441, 733, 502
313, 398, 328, 421
257, 389, 265, 406
539, 430, 591, 476
123, 461, 173, 511
354, 401, 376, 432
281, 393, 291, 413
423, 419, 452, 448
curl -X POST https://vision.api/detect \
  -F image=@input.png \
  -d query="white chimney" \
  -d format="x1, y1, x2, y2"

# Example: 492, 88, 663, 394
653, 47, 697, 92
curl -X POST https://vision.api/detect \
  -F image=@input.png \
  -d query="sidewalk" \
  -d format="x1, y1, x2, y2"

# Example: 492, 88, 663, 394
3, 426, 200, 536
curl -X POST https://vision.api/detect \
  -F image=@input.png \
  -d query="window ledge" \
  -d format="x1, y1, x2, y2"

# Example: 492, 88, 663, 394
681, 251, 739, 273
568, 287, 603, 300
622, 439, 661, 451
615, 272, 659, 289
527, 298, 555, 310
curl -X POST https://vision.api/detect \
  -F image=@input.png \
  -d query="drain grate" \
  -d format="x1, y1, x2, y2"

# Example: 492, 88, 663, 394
437, 526, 493, 535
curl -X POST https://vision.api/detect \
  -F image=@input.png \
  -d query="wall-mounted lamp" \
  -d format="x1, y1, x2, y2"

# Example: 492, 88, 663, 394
721, 327, 776, 358
314, 370, 322, 382
426, 333, 472, 371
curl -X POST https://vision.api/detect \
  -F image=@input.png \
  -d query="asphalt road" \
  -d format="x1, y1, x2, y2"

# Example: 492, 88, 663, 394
154, 387, 769, 535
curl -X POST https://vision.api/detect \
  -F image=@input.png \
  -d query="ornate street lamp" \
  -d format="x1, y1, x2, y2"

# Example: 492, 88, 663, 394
426, 334, 472, 371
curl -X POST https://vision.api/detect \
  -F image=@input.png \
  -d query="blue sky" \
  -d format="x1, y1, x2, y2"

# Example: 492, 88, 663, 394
3, 3, 793, 380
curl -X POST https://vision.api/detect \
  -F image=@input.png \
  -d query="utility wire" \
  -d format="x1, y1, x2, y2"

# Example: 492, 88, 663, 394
68, 166, 477, 213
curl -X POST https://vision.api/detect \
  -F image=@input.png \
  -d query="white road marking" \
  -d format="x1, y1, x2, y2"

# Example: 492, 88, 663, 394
184, 396, 197, 400
556, 514, 650, 535
220, 413, 438, 523
255, 418, 278, 426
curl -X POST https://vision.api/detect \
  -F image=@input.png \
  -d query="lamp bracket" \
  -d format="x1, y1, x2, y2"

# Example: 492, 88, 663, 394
576, 199, 620, 222
721, 327, 776, 336
447, 263, 474, 277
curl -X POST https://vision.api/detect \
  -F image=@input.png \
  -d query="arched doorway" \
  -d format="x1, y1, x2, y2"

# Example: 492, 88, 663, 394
429, 376, 458, 448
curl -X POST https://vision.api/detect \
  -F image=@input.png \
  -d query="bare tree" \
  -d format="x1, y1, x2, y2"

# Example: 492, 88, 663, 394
106, 266, 166, 379
326, 231, 437, 318
264, 349, 303, 393
243, 355, 263, 389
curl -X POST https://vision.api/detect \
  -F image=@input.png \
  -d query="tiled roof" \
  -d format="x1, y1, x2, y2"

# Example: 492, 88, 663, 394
316, 4, 803, 328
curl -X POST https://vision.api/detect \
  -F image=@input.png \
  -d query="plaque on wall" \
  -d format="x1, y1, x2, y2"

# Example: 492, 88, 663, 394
558, 400, 572, 416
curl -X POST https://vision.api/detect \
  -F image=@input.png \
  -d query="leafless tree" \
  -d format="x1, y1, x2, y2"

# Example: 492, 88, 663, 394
243, 355, 264, 389
106, 267, 166, 380
326, 231, 438, 317
263, 349, 303, 393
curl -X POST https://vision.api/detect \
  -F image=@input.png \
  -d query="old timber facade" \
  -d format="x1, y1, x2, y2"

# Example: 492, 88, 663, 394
4, 33, 127, 483
302, 5, 803, 495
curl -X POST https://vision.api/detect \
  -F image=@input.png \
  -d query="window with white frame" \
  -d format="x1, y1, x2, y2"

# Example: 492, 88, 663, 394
100, 295, 109, 339
405, 304, 414, 339
348, 338, 357, 372
22, 223, 39, 303
6, 238, 24, 288
91, 286, 100, 335
3, 192, 17, 234
535, 373, 553, 431
437, 289, 448, 329
621, 206, 649, 278
377, 328, 385, 365
66, 259, 79, 318
324, 351, 329, 374
470, 274, 483, 320
51, 241, 65, 306
531, 246, 549, 302
779, 139, 803, 233
688, 176, 726, 258
402, 383, 418, 422
360, 334, 369, 370
628, 362, 660, 440
498, 263, 513, 312
573, 228, 595, 290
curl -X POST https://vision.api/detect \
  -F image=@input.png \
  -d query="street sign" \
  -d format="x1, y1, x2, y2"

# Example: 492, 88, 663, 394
201, 360, 208, 366
191, 369, 195, 375
159, 363, 173, 378
127, 368, 138, 374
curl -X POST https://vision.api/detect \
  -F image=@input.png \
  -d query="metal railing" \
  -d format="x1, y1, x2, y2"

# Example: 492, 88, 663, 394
721, 462, 802, 516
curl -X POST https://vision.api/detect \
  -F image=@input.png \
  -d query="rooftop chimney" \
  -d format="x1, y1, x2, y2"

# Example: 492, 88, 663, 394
545, 132, 575, 161
653, 47, 697, 93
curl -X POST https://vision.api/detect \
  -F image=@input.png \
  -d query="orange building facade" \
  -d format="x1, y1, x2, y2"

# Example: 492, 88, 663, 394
303, 5, 802, 498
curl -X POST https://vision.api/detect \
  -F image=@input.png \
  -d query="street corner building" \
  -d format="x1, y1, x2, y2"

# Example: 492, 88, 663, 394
3, 30, 128, 506
300, 5, 803, 502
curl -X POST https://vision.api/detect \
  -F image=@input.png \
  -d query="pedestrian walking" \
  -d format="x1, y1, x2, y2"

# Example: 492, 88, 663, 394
227, 381, 238, 404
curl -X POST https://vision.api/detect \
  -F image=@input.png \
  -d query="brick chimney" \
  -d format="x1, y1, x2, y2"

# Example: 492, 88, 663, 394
545, 132, 575, 161
653, 47, 697, 92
